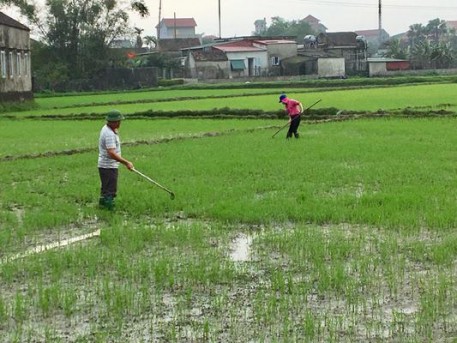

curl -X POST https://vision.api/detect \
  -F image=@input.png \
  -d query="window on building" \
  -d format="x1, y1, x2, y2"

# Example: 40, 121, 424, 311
17, 52, 21, 77
24, 53, 29, 77
9, 51, 14, 79
271, 56, 280, 66
230, 59, 245, 71
0, 51, 6, 79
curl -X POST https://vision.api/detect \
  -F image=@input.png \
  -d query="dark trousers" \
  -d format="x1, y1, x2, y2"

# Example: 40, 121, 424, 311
99, 168, 118, 198
287, 115, 301, 138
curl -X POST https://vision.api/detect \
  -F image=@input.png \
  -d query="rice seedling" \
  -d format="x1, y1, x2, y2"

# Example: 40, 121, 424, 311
0, 84, 456, 341
6, 82, 457, 117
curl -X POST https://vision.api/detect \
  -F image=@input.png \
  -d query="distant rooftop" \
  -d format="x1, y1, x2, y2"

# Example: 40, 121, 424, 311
0, 12, 30, 31
446, 20, 457, 30
156, 18, 197, 29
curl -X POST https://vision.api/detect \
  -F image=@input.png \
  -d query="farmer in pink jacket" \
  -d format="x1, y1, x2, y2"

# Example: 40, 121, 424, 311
279, 94, 304, 139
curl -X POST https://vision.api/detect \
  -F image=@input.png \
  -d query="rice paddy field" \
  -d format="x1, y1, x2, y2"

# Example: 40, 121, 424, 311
1, 79, 457, 342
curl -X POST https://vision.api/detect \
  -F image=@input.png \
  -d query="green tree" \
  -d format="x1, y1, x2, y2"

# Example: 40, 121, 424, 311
407, 18, 457, 69
407, 23, 427, 47
425, 18, 448, 44
430, 42, 455, 68
143, 35, 157, 50
263, 17, 315, 43
0, 0, 36, 19
143, 52, 180, 70
383, 39, 407, 59
410, 40, 432, 69
5, 0, 149, 83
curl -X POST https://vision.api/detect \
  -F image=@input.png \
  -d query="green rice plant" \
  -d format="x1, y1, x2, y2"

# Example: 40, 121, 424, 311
0, 295, 7, 324
44, 325, 60, 343
31, 75, 456, 110
61, 288, 77, 318
429, 235, 457, 266
37, 282, 60, 317
5, 83, 457, 118
202, 318, 210, 341
2, 91, 457, 342
0, 118, 278, 158
303, 310, 317, 341
13, 291, 26, 323
33, 88, 283, 110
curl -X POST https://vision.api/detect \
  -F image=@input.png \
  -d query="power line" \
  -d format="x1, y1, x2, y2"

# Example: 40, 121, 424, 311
292, 0, 457, 10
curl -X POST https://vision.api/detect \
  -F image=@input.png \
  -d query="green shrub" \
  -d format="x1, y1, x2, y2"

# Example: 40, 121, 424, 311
0, 100, 38, 114
158, 79, 185, 87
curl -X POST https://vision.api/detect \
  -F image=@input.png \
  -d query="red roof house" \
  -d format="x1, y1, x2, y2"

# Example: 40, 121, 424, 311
156, 18, 197, 39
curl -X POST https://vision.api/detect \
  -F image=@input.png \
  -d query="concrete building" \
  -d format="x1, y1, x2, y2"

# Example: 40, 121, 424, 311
302, 15, 327, 33
156, 18, 197, 39
182, 37, 297, 79
367, 58, 410, 77
0, 12, 32, 101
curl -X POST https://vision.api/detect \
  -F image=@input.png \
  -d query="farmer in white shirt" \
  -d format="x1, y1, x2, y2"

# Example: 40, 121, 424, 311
98, 110, 134, 210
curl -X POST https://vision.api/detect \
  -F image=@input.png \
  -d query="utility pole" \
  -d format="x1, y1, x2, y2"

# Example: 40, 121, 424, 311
157, 0, 162, 49
174, 12, 177, 39
218, 0, 221, 39
378, 0, 382, 45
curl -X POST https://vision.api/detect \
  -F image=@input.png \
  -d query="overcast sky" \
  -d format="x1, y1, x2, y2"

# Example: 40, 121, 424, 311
135, 0, 457, 37
3, 0, 457, 38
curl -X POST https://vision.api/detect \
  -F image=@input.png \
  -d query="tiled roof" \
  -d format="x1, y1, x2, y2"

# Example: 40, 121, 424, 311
157, 18, 197, 28
0, 12, 30, 31
254, 39, 297, 45
159, 38, 201, 51
318, 32, 358, 47
215, 45, 264, 52
303, 15, 319, 22
217, 40, 254, 47
191, 50, 227, 62
355, 29, 388, 38
447, 21, 457, 30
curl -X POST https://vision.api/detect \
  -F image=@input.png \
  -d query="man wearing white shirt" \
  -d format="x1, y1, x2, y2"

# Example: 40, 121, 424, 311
98, 110, 134, 210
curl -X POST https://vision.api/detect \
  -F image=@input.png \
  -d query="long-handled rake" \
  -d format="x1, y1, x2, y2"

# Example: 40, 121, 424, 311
272, 99, 322, 138
132, 168, 175, 200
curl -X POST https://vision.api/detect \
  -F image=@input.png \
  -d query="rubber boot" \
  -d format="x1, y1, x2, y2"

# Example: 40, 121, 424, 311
294, 133, 300, 139
286, 132, 292, 139
99, 196, 115, 210
104, 196, 115, 211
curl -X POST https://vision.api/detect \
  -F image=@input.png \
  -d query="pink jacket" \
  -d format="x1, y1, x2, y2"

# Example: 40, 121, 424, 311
282, 98, 301, 116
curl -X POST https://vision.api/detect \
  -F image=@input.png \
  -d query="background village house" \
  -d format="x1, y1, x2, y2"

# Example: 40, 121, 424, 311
156, 18, 198, 39
367, 57, 410, 77
155, 37, 201, 78
302, 15, 327, 34
182, 37, 298, 80
355, 28, 390, 55
291, 31, 368, 77
0, 12, 32, 102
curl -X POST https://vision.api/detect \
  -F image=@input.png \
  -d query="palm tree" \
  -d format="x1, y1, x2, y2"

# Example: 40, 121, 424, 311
143, 35, 157, 50
430, 42, 455, 68
134, 27, 144, 49
425, 18, 448, 44
384, 39, 407, 59
410, 40, 431, 69
407, 23, 426, 47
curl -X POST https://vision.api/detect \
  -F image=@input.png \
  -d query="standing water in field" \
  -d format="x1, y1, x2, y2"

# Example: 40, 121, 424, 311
229, 233, 253, 262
